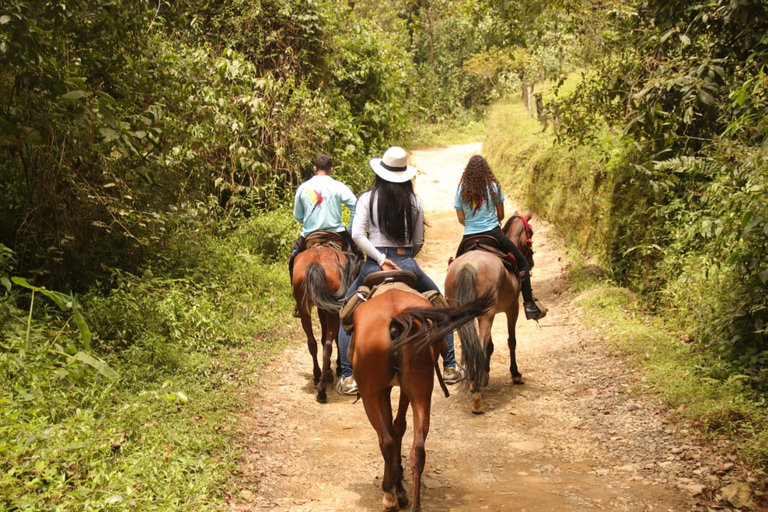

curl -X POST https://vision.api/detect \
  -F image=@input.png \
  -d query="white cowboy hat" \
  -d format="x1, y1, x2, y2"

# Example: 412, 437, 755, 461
369, 146, 417, 183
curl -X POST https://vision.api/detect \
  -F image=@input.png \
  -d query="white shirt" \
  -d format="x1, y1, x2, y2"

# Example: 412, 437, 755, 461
351, 190, 425, 266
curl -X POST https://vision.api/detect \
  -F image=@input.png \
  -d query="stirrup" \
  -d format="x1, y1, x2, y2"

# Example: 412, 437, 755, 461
524, 299, 547, 321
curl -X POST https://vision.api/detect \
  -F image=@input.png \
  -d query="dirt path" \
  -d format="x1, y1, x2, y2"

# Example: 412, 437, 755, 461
232, 143, 749, 511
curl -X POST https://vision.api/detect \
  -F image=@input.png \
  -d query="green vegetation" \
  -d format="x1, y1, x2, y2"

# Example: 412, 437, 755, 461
1, 212, 295, 510
486, 94, 768, 473
553, 1, 768, 392
411, 113, 488, 149
2, 0, 767, 505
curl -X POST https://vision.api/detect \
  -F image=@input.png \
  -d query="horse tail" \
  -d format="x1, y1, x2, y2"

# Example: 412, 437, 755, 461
454, 263, 487, 389
303, 262, 344, 313
338, 251, 360, 293
390, 290, 493, 363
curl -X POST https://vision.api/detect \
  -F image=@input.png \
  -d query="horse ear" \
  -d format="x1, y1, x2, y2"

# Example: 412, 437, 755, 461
523, 210, 532, 220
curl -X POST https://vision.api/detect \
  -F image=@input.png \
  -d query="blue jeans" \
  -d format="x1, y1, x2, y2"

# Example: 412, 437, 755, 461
337, 248, 457, 379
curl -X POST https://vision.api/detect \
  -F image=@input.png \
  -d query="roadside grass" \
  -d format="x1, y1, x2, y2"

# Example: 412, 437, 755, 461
1, 211, 297, 510
409, 111, 488, 149
568, 262, 768, 472
486, 95, 768, 475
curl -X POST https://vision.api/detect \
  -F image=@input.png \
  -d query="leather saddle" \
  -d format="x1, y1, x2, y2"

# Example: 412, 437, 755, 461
341, 270, 449, 335
456, 235, 518, 272
363, 270, 418, 289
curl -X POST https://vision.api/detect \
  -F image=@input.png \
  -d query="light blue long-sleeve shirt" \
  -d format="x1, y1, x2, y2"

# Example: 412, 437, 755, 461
293, 175, 356, 237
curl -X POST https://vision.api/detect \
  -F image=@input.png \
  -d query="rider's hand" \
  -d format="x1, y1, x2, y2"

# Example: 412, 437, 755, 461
381, 258, 401, 271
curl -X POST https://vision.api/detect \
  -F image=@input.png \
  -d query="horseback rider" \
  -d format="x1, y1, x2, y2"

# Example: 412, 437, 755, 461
335, 146, 464, 395
290, 154, 361, 317
454, 155, 547, 321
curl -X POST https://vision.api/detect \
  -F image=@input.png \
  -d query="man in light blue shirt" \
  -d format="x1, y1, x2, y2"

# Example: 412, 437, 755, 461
289, 154, 360, 316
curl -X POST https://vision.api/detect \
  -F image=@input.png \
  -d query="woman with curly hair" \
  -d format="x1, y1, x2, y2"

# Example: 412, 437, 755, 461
454, 155, 546, 321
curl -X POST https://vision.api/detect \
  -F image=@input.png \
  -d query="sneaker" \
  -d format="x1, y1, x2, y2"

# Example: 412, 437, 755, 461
292, 305, 301, 318
336, 376, 358, 395
443, 366, 465, 385
524, 299, 547, 321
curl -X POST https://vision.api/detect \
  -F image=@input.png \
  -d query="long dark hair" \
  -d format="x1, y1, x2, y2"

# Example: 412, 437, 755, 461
368, 176, 415, 245
458, 155, 500, 213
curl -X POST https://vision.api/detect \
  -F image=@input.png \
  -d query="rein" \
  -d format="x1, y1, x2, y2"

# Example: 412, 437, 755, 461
513, 214, 534, 258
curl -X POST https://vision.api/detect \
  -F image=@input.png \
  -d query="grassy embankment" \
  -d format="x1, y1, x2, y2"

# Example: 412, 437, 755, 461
485, 93, 768, 476
1, 210, 297, 510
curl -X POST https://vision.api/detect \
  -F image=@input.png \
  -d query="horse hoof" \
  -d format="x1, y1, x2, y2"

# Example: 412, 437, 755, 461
471, 394, 484, 415
512, 375, 524, 385
382, 490, 398, 512
396, 490, 409, 508
316, 390, 327, 404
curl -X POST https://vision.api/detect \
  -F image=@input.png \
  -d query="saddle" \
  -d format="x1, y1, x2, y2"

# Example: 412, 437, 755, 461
340, 270, 449, 334
454, 235, 519, 272
306, 230, 344, 250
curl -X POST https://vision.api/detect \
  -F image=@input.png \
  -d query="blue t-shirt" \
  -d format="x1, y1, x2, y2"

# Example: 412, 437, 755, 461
454, 182, 504, 235
294, 175, 356, 237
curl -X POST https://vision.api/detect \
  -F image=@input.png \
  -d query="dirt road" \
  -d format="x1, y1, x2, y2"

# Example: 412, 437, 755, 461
233, 143, 745, 511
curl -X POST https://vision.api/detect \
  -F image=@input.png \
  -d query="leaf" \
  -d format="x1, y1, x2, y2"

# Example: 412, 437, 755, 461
11, 277, 92, 349
62, 90, 88, 100
1, 276, 10, 292
99, 127, 120, 141
74, 352, 118, 380
679, 34, 691, 45
0, 15, 11, 24
741, 210, 754, 230
699, 90, 713, 105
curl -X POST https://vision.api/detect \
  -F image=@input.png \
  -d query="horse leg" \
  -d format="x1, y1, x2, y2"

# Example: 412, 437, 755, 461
299, 308, 322, 385
407, 388, 432, 512
362, 387, 400, 512
471, 315, 494, 414
485, 337, 495, 379
314, 310, 333, 403
393, 391, 410, 508
506, 305, 523, 384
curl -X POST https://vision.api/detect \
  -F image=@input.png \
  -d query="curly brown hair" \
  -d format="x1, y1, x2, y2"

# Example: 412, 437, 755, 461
458, 155, 500, 212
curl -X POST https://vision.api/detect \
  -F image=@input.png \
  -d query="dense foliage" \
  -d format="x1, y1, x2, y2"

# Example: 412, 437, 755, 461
0, 0, 415, 291
0, 210, 296, 509
523, 0, 768, 389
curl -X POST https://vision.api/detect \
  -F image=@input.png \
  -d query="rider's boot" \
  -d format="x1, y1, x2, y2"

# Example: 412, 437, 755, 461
520, 270, 547, 321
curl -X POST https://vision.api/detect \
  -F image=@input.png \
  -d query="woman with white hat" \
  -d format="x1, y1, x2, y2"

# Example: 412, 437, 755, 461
336, 146, 463, 395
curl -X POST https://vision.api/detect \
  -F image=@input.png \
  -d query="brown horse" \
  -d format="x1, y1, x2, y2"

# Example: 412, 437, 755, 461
292, 244, 358, 403
351, 286, 492, 512
444, 211, 533, 415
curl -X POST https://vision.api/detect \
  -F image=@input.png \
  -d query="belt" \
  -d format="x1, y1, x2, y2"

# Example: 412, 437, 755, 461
377, 246, 411, 255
